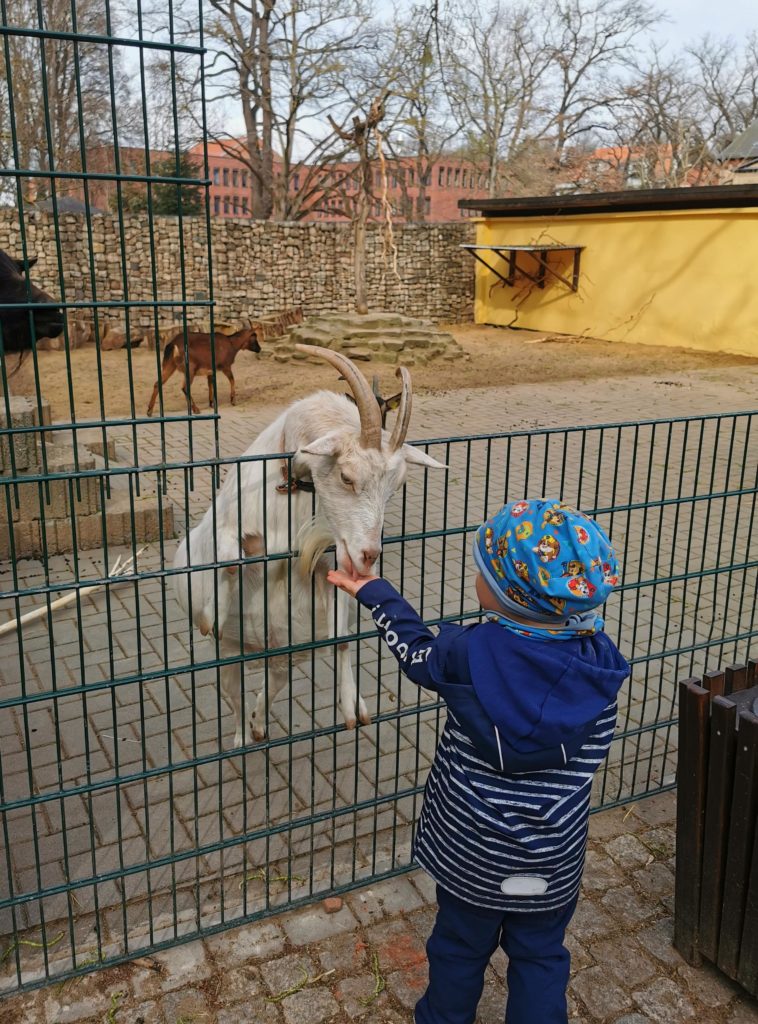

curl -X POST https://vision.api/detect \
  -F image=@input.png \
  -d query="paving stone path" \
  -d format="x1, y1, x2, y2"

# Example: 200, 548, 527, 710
1, 364, 758, 1019
2, 792, 757, 1023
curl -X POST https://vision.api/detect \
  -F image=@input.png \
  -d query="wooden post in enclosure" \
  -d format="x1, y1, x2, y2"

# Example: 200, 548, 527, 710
674, 659, 758, 996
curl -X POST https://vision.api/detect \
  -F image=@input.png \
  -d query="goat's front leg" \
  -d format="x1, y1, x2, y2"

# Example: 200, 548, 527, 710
220, 366, 235, 406
220, 658, 247, 748
336, 588, 370, 729
250, 656, 289, 742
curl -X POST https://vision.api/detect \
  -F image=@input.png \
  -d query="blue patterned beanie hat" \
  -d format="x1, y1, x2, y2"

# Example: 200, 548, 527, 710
473, 499, 620, 627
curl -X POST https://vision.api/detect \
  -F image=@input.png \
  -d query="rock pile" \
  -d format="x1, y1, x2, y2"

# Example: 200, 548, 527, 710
275, 311, 465, 365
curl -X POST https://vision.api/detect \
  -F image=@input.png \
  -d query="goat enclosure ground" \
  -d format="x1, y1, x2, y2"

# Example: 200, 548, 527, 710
1, 357, 757, 986
10, 323, 757, 423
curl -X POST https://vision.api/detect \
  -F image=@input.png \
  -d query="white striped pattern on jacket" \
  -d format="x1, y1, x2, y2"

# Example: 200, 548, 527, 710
412, 703, 618, 911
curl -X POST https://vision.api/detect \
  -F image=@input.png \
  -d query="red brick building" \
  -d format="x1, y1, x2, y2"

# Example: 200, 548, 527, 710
80, 142, 489, 222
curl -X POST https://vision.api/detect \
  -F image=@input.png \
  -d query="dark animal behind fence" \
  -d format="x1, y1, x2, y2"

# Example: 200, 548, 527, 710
0, 249, 64, 374
146, 324, 263, 416
345, 373, 403, 428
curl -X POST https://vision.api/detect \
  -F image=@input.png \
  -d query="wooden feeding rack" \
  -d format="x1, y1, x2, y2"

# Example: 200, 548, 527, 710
674, 660, 758, 997
461, 243, 584, 292
255, 307, 304, 341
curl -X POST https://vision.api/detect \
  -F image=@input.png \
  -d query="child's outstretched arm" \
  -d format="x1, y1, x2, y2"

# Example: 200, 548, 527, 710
328, 569, 470, 689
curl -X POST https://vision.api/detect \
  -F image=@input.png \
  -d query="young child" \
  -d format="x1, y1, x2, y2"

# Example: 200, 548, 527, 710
328, 498, 629, 1024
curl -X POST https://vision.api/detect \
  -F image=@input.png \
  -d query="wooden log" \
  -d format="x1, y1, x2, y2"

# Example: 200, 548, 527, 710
698, 696, 738, 961
674, 679, 711, 964
717, 712, 758, 978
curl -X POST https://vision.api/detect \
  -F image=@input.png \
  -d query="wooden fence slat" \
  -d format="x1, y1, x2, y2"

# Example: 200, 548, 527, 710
717, 712, 758, 979
748, 658, 758, 687
698, 697, 738, 961
737, 813, 758, 998
703, 669, 726, 698
725, 664, 748, 695
674, 679, 711, 964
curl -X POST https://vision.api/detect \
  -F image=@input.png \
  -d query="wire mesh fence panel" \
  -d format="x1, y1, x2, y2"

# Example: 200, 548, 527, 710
1, 0, 758, 1000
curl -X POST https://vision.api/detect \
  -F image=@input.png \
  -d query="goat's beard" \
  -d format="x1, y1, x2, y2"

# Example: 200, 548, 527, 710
295, 515, 335, 579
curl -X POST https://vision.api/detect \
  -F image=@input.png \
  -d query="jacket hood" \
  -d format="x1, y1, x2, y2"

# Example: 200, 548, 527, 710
467, 622, 629, 754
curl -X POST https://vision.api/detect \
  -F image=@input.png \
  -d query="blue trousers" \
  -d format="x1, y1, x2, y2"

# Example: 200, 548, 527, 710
415, 886, 578, 1024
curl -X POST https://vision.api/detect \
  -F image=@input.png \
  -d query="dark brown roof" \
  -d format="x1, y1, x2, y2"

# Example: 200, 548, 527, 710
458, 185, 758, 217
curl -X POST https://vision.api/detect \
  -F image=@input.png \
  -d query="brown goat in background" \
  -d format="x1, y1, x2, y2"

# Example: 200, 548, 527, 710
147, 324, 263, 416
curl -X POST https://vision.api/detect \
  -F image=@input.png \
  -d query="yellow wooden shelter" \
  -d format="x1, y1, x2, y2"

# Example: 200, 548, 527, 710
459, 186, 758, 359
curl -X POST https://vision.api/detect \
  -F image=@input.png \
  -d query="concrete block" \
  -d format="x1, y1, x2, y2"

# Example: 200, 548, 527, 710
0, 519, 43, 559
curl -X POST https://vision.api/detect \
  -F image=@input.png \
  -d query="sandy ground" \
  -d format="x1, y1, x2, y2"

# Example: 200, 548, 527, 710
10, 323, 758, 424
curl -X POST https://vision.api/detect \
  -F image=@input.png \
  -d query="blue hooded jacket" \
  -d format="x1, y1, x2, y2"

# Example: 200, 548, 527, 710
357, 578, 630, 910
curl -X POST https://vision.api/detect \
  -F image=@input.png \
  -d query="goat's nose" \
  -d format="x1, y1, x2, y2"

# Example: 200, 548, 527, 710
362, 548, 380, 570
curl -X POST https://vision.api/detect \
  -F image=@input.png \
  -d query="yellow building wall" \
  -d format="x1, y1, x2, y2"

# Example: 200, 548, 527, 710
474, 208, 758, 358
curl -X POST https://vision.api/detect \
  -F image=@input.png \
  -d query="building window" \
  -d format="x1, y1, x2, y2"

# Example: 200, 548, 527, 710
454, 168, 460, 186
438, 165, 444, 186
233, 196, 239, 215
223, 196, 230, 214
214, 196, 220, 215
425, 195, 431, 216
232, 169, 239, 187
242, 199, 248, 215
293, 173, 300, 191
241, 171, 248, 188
375, 170, 382, 187
461, 170, 467, 188
447, 167, 452, 186
408, 168, 414, 186
422, 170, 431, 186
223, 168, 229, 186
213, 167, 219, 185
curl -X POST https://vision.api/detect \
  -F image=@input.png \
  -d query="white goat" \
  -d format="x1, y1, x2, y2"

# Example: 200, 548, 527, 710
173, 344, 445, 746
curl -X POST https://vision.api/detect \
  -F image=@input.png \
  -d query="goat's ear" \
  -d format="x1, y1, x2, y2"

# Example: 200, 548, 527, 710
14, 257, 37, 272
300, 432, 342, 457
402, 445, 447, 469
385, 392, 403, 411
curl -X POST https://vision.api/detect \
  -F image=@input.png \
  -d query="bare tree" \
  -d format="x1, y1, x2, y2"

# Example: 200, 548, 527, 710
0, 0, 133, 204
444, 0, 552, 196
611, 48, 714, 188
543, 0, 660, 160
158, 0, 375, 220
687, 32, 758, 153
356, 5, 459, 221
328, 95, 386, 313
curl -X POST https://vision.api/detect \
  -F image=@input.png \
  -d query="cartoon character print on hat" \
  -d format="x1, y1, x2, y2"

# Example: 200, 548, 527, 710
567, 576, 596, 599
515, 521, 533, 541
534, 534, 560, 563
473, 498, 622, 626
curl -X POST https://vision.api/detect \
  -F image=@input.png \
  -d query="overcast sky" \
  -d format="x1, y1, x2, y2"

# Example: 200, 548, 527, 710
651, 0, 747, 46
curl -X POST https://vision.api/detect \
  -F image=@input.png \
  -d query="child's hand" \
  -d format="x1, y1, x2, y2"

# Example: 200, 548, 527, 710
327, 568, 378, 598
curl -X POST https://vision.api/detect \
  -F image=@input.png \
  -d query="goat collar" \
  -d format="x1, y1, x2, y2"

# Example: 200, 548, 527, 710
276, 461, 315, 494
276, 432, 315, 493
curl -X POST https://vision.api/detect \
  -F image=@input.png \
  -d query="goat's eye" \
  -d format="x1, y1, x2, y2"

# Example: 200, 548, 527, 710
340, 472, 354, 488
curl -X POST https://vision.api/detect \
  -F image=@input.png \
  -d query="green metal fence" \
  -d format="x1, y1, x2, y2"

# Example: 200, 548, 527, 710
1, 0, 758, 999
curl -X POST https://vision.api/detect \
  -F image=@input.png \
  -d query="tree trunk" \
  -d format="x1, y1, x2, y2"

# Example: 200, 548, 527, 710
354, 186, 368, 314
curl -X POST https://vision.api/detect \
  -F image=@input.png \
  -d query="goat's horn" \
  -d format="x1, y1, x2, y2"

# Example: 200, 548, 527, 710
389, 366, 412, 451
295, 344, 382, 449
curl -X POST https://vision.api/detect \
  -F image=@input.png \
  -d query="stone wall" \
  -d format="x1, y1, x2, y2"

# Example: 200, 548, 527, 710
0, 212, 475, 330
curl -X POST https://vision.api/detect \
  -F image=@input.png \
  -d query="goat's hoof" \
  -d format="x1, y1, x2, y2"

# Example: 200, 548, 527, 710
344, 716, 357, 730
251, 715, 266, 743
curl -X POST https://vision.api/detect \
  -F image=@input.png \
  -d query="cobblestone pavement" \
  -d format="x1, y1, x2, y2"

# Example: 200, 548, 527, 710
1, 792, 758, 1023
1, 364, 757, 999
